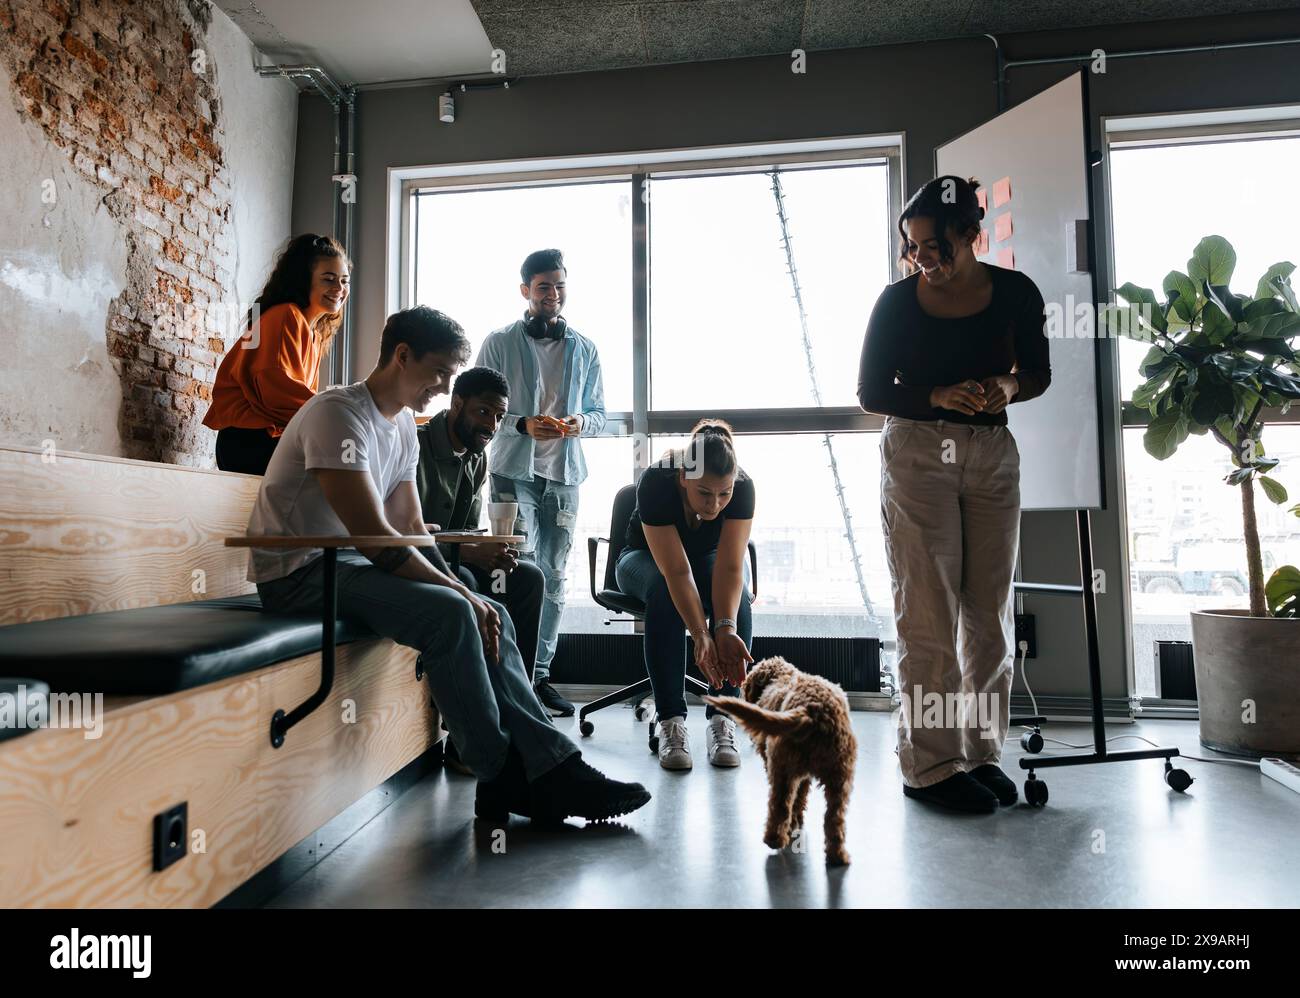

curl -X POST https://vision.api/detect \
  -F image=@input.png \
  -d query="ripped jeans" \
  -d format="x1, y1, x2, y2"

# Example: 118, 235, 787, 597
490, 473, 579, 682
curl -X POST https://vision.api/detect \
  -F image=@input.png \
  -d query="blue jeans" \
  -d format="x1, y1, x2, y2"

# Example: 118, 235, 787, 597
257, 550, 579, 782
490, 473, 579, 682
455, 558, 544, 681
614, 547, 753, 720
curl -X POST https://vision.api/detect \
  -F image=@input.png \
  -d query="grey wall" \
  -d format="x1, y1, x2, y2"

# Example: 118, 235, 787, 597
290, 8, 1300, 703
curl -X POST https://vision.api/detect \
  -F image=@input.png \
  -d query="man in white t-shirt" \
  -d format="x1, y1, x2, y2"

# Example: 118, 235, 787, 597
250, 305, 648, 824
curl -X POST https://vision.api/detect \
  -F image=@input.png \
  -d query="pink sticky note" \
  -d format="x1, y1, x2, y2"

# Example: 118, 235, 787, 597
976, 187, 988, 211
976, 228, 990, 254
996, 246, 1015, 269
992, 176, 1012, 208
994, 212, 1013, 242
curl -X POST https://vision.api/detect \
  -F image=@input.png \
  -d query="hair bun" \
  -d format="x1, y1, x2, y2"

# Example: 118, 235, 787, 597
691, 418, 736, 443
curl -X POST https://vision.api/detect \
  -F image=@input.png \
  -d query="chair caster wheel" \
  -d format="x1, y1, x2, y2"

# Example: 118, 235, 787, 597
1025, 774, 1049, 807
1020, 729, 1044, 753
634, 705, 649, 721
649, 735, 659, 754
579, 719, 594, 737
1164, 763, 1193, 793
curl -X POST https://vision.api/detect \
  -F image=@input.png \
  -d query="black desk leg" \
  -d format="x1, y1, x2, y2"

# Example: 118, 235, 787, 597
270, 547, 338, 749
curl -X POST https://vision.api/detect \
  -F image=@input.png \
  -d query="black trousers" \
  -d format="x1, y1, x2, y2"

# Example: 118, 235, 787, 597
214, 426, 279, 475
456, 559, 545, 682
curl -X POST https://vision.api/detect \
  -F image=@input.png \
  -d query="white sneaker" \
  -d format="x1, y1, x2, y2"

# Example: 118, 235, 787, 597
707, 715, 741, 768
657, 716, 692, 770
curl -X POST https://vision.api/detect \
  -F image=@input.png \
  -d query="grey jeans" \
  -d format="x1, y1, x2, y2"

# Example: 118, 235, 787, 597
880, 416, 1021, 788
257, 550, 579, 782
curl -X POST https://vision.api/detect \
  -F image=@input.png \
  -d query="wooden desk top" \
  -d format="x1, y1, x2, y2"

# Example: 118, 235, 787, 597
435, 533, 526, 544
225, 535, 440, 548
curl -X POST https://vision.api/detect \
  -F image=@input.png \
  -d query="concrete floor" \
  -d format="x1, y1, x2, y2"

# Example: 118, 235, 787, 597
264, 708, 1299, 908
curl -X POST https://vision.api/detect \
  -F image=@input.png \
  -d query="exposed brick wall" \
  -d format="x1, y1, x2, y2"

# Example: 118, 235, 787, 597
0, 0, 236, 464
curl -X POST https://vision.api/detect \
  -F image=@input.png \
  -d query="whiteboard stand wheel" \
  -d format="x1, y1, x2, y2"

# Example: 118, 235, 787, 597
1021, 728, 1044, 753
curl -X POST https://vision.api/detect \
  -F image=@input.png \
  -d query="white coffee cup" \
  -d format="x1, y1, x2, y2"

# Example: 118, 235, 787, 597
488, 501, 518, 536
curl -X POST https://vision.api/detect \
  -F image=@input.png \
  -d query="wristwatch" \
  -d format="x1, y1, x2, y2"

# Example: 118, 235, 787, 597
516, 416, 528, 435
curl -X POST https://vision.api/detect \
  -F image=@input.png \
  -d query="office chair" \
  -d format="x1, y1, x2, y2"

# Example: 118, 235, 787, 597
582, 483, 757, 753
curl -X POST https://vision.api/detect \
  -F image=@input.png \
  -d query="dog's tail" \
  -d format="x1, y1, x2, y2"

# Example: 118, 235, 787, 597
703, 696, 814, 737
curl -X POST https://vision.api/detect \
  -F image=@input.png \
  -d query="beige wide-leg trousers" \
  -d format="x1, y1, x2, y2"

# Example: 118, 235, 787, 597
880, 416, 1021, 788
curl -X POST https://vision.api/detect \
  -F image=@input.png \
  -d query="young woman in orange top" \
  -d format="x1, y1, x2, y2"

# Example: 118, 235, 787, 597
204, 234, 351, 474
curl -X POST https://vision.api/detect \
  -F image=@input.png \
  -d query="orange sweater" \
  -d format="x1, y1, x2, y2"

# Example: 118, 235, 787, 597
202, 302, 322, 437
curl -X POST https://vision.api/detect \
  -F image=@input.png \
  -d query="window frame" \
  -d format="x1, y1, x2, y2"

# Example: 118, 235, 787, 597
1100, 106, 1300, 712
393, 135, 906, 463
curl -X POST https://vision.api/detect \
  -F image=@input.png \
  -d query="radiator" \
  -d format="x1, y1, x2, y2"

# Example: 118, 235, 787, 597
1155, 640, 1197, 702
550, 632, 881, 693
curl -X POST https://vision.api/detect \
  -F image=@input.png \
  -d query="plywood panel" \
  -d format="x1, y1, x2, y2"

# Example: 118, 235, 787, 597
254, 641, 437, 861
0, 446, 261, 625
0, 672, 263, 907
0, 640, 439, 907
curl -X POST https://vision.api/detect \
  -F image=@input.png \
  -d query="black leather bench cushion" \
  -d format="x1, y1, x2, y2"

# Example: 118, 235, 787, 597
0, 596, 376, 695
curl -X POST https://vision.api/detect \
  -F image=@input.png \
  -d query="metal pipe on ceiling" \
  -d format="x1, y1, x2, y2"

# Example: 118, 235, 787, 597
255, 63, 346, 104
340, 96, 356, 386
983, 32, 1300, 112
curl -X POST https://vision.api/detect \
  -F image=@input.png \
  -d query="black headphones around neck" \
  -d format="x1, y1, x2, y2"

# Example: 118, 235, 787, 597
524, 310, 567, 341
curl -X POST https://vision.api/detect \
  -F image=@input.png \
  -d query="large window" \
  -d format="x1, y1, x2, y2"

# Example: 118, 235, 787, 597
648, 164, 890, 410
403, 139, 902, 636
411, 179, 633, 414
1107, 127, 1300, 697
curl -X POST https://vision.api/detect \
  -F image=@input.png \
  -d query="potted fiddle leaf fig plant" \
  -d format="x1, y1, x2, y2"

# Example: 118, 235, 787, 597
1105, 235, 1300, 758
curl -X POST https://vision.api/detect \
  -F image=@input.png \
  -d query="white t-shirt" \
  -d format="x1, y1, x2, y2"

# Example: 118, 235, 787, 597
530, 335, 568, 482
245, 381, 419, 582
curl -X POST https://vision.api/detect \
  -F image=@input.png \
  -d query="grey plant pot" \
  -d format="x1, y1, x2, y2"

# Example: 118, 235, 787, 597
1189, 609, 1300, 759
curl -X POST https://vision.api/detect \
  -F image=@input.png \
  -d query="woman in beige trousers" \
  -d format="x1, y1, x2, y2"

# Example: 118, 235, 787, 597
857, 175, 1052, 813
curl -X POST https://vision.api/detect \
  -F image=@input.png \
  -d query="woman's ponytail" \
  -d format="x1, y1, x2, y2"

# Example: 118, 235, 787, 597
683, 418, 737, 478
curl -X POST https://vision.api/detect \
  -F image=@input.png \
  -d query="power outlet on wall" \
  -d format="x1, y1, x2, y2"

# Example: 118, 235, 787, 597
1014, 613, 1037, 659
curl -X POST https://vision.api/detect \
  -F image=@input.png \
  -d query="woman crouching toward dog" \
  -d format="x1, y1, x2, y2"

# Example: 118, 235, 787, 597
615, 419, 756, 771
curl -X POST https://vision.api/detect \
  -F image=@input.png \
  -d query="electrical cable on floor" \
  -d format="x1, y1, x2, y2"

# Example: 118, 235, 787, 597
1016, 641, 1038, 716
1012, 641, 1258, 770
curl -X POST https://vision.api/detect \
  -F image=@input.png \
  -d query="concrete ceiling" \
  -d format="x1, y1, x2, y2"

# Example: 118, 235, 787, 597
214, 0, 1296, 86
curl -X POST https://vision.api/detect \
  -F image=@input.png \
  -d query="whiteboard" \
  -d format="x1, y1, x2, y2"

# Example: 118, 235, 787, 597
936, 71, 1104, 511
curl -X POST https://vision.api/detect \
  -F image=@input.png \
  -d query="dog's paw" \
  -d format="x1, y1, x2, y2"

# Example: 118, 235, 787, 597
764, 828, 790, 851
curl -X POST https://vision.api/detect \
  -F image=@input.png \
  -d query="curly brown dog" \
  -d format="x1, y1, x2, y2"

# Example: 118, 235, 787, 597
705, 656, 856, 865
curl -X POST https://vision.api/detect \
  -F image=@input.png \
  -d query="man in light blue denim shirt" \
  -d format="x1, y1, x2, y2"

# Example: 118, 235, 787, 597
477, 249, 606, 717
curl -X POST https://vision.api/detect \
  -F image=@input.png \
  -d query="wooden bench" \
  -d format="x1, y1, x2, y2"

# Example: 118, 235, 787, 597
0, 445, 440, 907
